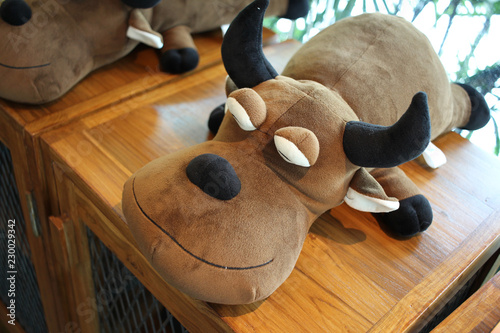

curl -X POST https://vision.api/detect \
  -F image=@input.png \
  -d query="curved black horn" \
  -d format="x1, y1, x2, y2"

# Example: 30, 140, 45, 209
343, 92, 431, 168
221, 0, 278, 88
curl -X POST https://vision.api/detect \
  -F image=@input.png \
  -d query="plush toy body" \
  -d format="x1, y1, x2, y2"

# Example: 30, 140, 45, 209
0, 0, 308, 104
122, 0, 490, 304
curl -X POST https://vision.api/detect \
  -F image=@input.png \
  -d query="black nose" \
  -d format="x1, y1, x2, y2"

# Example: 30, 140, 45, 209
121, 0, 161, 8
0, 0, 31, 26
186, 154, 241, 200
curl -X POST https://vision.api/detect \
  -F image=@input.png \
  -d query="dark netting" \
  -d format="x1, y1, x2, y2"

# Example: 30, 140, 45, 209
87, 227, 189, 333
0, 140, 48, 333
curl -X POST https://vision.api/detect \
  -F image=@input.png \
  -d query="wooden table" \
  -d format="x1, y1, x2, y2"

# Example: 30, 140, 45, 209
40, 38, 500, 332
432, 271, 500, 332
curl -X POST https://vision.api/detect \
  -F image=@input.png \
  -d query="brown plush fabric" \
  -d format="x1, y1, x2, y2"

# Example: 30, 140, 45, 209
123, 142, 311, 304
275, 126, 320, 165
161, 25, 196, 51
0, 0, 293, 104
150, 1, 288, 35
228, 88, 268, 128
225, 76, 239, 96
370, 167, 422, 200
282, 13, 472, 137
122, 8, 481, 304
349, 168, 397, 201
129, 9, 162, 41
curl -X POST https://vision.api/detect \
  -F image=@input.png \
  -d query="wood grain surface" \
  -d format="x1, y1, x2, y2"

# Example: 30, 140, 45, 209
41, 39, 500, 332
432, 271, 500, 332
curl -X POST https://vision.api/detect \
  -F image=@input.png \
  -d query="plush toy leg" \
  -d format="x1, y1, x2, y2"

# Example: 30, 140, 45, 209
160, 25, 199, 74
370, 167, 432, 237
208, 105, 225, 135
456, 83, 491, 131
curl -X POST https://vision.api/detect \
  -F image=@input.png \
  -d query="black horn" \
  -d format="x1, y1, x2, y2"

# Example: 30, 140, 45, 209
343, 92, 431, 168
221, 0, 278, 88
121, 0, 161, 8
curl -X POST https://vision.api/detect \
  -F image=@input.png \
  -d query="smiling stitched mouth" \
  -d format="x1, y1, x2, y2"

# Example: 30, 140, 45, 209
0, 61, 51, 70
131, 177, 273, 270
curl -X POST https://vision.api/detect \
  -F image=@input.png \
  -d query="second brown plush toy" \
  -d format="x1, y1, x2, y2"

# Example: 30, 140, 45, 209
122, 0, 490, 304
0, 0, 308, 104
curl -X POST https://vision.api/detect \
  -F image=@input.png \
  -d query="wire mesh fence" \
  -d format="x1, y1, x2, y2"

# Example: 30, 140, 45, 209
87, 227, 189, 333
0, 140, 48, 333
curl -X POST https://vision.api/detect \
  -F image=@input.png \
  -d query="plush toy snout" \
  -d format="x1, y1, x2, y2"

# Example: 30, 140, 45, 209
0, 0, 128, 104
122, 141, 311, 304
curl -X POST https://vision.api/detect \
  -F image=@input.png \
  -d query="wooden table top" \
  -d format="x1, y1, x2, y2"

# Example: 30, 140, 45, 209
41, 38, 500, 332
432, 271, 500, 332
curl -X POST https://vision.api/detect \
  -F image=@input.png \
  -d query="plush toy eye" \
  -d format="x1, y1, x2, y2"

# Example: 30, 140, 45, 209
225, 88, 266, 131
225, 97, 256, 131
274, 127, 320, 167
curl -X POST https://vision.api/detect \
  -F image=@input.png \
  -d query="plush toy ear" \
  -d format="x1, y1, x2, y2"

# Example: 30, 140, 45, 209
127, 9, 163, 49
345, 168, 399, 213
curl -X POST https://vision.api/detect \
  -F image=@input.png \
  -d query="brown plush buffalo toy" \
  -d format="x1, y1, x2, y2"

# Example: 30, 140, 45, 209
0, 0, 308, 104
122, 0, 490, 304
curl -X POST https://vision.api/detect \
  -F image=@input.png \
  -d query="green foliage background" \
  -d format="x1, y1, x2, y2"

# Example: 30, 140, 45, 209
264, 0, 500, 156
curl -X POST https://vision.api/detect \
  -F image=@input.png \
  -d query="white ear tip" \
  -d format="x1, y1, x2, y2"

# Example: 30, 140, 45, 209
344, 188, 400, 213
422, 142, 447, 169
226, 97, 257, 131
127, 26, 164, 49
274, 135, 311, 167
